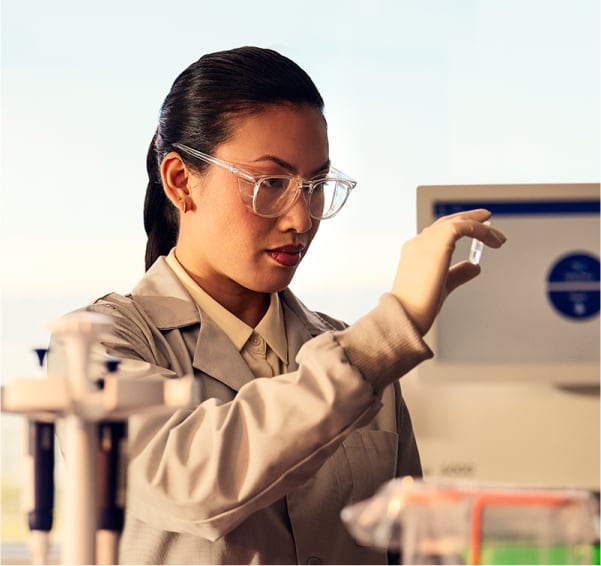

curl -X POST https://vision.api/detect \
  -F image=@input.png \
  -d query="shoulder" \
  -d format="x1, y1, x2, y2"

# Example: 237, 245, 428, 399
75, 293, 158, 350
87, 258, 200, 331
89, 292, 143, 322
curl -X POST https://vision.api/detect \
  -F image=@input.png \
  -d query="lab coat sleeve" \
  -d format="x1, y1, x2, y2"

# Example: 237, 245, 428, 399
333, 293, 434, 392
50, 293, 432, 541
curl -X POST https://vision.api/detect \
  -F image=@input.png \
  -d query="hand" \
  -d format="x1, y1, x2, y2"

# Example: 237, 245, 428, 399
392, 209, 507, 335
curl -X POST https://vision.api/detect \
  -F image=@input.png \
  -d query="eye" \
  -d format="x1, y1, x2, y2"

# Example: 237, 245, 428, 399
259, 177, 290, 191
311, 180, 325, 193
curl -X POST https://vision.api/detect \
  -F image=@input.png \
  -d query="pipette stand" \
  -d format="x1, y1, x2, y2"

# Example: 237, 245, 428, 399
1, 311, 198, 565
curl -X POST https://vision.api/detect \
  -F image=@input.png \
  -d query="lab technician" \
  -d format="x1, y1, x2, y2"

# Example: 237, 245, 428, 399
49, 46, 506, 565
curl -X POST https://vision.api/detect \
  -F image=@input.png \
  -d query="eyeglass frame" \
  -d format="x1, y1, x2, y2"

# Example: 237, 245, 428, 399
171, 142, 356, 219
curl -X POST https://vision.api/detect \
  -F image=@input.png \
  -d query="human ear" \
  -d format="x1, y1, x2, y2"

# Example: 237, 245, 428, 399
160, 152, 194, 213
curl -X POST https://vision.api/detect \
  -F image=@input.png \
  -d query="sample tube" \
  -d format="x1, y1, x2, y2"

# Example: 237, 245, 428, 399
468, 220, 491, 265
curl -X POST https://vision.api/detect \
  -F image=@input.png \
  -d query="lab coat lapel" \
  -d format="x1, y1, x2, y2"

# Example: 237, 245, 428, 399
280, 289, 347, 373
192, 314, 255, 392
191, 292, 325, 389
133, 257, 255, 391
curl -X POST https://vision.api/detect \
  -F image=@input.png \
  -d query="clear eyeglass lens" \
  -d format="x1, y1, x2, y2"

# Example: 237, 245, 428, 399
253, 177, 296, 217
253, 178, 349, 219
311, 180, 349, 219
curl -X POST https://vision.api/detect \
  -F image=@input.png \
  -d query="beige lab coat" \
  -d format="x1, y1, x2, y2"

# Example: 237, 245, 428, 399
49, 257, 432, 564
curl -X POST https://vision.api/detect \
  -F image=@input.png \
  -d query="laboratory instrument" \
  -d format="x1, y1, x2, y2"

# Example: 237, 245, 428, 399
1, 311, 198, 565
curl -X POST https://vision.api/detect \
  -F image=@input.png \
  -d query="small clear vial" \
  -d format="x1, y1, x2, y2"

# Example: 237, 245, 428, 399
468, 221, 490, 265
469, 238, 484, 265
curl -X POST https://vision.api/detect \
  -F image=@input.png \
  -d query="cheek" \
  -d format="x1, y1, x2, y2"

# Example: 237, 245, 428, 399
193, 190, 268, 255
194, 179, 246, 231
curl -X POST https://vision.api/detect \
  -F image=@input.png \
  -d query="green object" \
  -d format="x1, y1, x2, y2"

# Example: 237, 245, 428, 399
479, 543, 597, 565
592, 543, 600, 566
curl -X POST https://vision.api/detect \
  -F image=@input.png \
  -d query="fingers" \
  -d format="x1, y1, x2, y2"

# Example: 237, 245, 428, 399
465, 218, 507, 249
432, 207, 492, 225
430, 209, 506, 292
429, 208, 507, 249
447, 261, 481, 294
391, 209, 507, 337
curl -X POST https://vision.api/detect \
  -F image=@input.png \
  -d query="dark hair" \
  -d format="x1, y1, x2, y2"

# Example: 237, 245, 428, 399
143, 46, 325, 270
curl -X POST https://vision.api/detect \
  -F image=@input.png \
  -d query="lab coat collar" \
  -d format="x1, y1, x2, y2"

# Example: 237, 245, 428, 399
129, 257, 342, 388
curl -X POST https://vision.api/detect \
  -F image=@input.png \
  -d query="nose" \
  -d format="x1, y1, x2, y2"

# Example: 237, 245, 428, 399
277, 188, 314, 233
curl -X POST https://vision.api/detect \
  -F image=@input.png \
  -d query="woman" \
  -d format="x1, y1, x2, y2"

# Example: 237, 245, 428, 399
50, 46, 505, 564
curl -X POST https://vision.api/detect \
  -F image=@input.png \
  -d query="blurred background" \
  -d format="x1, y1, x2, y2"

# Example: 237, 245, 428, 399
1, 0, 599, 560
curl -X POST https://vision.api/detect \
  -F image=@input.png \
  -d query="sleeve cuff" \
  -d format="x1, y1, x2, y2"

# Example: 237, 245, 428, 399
333, 293, 433, 392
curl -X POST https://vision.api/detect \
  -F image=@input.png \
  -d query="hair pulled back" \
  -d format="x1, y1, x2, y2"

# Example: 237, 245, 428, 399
143, 46, 325, 270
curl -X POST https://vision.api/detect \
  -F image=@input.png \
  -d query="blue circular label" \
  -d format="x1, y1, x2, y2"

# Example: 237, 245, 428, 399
546, 252, 600, 320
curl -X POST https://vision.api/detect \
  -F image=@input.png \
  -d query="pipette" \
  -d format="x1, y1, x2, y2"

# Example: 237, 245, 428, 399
1, 311, 198, 565
25, 348, 55, 565
96, 358, 127, 565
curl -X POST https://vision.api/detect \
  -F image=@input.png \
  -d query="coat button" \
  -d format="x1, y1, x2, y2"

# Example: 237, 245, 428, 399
306, 557, 323, 565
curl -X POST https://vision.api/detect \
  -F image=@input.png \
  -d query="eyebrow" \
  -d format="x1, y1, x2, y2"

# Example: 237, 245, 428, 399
251, 154, 331, 177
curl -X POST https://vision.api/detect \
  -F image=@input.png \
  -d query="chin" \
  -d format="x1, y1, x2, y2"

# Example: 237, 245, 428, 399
253, 275, 295, 294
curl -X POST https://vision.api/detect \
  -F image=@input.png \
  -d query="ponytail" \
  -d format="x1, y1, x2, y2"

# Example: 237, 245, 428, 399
143, 131, 178, 270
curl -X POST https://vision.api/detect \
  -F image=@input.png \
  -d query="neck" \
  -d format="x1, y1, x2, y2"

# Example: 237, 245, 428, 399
220, 291, 271, 328
189, 272, 270, 327
173, 247, 271, 327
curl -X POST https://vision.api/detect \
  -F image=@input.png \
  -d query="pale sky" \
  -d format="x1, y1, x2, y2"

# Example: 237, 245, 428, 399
1, 0, 599, 378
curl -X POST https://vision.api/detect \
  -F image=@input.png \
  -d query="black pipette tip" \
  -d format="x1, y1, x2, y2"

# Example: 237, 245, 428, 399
32, 348, 49, 368
104, 358, 121, 373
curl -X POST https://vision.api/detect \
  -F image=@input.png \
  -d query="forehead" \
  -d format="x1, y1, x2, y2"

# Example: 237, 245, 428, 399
218, 104, 329, 172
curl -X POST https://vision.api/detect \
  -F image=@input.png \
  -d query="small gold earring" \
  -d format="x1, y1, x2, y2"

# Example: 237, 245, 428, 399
182, 201, 189, 214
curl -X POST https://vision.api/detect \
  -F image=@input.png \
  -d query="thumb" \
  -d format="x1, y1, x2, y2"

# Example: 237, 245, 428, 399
447, 261, 481, 294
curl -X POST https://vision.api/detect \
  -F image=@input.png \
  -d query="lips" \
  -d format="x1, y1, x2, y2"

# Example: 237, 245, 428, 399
267, 245, 305, 267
